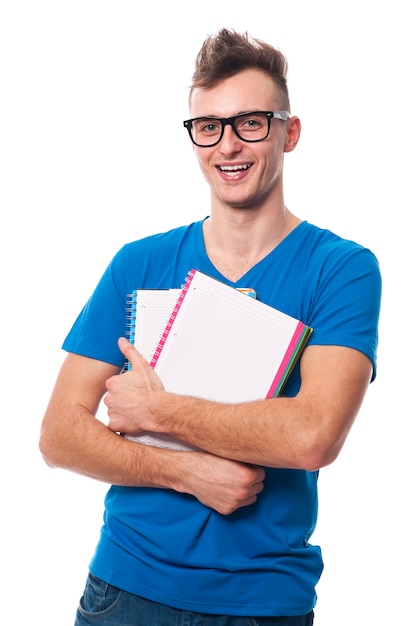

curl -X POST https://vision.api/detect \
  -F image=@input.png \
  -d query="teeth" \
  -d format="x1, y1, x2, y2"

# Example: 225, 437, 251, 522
220, 164, 250, 171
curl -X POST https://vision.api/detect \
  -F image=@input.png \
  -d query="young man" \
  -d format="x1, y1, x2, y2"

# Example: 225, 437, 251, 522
40, 29, 381, 625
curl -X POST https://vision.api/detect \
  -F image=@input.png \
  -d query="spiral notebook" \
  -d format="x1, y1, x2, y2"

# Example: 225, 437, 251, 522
125, 269, 312, 450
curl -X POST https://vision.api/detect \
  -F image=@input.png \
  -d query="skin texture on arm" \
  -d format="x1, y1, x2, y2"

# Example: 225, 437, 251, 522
105, 338, 373, 471
39, 352, 265, 515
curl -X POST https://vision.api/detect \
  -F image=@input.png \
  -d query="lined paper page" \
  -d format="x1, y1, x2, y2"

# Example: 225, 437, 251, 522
153, 270, 306, 403
134, 289, 180, 362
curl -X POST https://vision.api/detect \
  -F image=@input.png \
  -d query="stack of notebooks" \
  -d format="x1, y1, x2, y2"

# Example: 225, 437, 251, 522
124, 269, 312, 451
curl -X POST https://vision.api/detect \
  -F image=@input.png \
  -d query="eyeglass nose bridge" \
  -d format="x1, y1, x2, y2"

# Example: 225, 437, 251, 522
220, 117, 241, 142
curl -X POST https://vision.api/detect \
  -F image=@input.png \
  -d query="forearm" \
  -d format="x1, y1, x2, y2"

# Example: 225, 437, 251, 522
39, 353, 266, 513
142, 351, 371, 472
105, 356, 307, 469
149, 392, 312, 469
39, 404, 190, 490
39, 402, 267, 515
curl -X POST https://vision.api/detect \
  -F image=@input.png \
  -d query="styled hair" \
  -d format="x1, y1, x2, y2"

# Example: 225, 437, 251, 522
190, 28, 290, 110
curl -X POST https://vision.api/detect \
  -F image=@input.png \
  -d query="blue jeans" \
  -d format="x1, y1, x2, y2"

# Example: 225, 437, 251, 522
74, 573, 314, 626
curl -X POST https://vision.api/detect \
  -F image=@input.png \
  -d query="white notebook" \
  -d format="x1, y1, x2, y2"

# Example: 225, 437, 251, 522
124, 269, 312, 450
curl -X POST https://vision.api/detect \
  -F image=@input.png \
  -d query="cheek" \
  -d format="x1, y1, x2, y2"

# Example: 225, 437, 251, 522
195, 150, 214, 178
267, 144, 285, 170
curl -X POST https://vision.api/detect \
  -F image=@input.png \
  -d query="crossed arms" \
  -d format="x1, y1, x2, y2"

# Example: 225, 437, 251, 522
39, 337, 372, 514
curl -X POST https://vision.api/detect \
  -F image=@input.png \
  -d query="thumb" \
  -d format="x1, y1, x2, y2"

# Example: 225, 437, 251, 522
118, 336, 148, 370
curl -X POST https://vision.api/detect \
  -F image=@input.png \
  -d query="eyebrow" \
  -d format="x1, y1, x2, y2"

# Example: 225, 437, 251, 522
193, 110, 265, 119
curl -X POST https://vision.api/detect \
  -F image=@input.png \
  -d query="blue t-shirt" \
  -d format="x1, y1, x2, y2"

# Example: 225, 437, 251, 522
63, 219, 381, 616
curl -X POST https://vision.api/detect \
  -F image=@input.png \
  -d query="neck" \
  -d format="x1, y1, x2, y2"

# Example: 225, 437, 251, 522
203, 204, 301, 282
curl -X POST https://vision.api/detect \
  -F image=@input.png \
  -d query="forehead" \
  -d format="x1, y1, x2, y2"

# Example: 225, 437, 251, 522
189, 68, 281, 118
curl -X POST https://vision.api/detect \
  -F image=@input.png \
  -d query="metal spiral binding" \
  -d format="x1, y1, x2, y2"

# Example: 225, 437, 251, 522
124, 290, 138, 370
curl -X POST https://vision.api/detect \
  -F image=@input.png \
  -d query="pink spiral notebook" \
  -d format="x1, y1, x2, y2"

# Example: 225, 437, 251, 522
125, 269, 312, 450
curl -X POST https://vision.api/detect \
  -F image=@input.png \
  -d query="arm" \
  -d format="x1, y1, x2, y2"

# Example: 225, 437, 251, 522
105, 338, 373, 471
39, 352, 265, 514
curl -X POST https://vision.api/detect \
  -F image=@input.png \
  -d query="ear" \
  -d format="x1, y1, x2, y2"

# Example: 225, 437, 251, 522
284, 116, 301, 153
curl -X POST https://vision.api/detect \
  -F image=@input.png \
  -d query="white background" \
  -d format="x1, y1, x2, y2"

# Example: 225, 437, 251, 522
1, 1, 415, 624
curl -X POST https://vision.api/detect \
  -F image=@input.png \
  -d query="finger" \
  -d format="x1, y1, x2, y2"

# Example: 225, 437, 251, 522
117, 337, 148, 371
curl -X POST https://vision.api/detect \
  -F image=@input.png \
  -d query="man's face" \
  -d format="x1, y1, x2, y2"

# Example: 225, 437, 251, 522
189, 68, 297, 210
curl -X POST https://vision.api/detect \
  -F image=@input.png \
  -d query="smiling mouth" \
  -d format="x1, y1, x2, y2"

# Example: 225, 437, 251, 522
218, 164, 252, 176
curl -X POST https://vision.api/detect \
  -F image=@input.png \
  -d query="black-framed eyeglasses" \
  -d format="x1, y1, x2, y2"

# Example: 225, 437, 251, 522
183, 110, 290, 148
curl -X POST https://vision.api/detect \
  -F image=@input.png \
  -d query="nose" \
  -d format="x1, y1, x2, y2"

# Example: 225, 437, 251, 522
219, 122, 242, 153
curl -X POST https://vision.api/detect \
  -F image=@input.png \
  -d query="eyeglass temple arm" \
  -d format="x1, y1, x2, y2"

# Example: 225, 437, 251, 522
272, 111, 291, 120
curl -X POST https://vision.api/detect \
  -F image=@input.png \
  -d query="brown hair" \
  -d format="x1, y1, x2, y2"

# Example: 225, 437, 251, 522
190, 28, 290, 110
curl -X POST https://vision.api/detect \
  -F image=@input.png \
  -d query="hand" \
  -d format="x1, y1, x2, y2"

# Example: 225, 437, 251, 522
182, 451, 265, 515
104, 337, 164, 435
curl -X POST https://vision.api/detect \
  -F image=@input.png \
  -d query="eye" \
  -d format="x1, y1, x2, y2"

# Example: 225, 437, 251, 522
244, 118, 263, 129
237, 114, 266, 131
195, 119, 221, 135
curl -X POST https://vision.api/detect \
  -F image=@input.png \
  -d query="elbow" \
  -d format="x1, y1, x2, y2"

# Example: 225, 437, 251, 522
38, 428, 63, 469
299, 448, 339, 472
289, 402, 353, 471
296, 432, 345, 472
40, 453, 56, 469
38, 435, 55, 468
